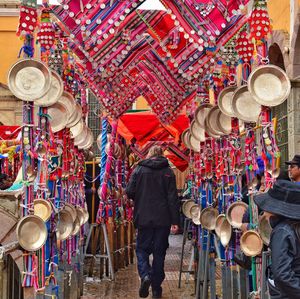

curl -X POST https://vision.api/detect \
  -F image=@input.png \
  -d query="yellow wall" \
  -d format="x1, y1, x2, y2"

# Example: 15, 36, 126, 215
0, 16, 24, 84
267, 0, 290, 33
136, 95, 150, 110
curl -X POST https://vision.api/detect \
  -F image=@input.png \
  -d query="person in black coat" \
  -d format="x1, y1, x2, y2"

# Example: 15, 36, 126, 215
254, 180, 300, 299
126, 145, 179, 298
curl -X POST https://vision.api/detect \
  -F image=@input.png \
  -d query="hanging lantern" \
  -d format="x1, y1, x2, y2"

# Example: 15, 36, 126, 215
235, 31, 254, 63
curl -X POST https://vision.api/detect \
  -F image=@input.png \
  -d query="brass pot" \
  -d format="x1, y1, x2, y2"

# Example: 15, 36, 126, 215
205, 106, 224, 136
56, 209, 74, 241
17, 215, 47, 251
226, 201, 248, 229
200, 207, 219, 231
182, 200, 195, 219
215, 214, 226, 238
82, 208, 89, 224
190, 205, 201, 225
219, 218, 232, 247
195, 103, 213, 129
190, 120, 205, 142
48, 102, 68, 133
76, 207, 85, 226
240, 230, 263, 257
64, 203, 77, 222
71, 217, 80, 236
217, 86, 237, 117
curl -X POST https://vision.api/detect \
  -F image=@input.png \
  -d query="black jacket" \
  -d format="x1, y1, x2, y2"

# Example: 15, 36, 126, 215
269, 217, 300, 299
126, 156, 179, 228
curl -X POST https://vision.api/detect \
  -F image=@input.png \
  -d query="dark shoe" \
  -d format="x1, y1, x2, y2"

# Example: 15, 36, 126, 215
139, 275, 151, 298
152, 287, 162, 298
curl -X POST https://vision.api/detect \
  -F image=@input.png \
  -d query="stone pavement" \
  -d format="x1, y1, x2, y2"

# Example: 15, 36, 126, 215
81, 234, 195, 299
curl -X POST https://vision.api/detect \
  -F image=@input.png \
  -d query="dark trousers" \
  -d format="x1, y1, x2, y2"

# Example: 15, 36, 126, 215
136, 226, 170, 291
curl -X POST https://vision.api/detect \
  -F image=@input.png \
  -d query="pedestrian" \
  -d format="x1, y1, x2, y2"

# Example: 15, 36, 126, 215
285, 154, 300, 183
254, 180, 300, 299
126, 145, 180, 298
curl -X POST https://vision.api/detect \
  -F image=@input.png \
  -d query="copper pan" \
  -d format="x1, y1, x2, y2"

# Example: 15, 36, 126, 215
219, 218, 232, 247
70, 119, 84, 139
34, 199, 52, 222
190, 120, 205, 142
195, 103, 213, 129
58, 91, 76, 119
231, 85, 261, 123
8, 58, 51, 101
48, 102, 68, 133
240, 230, 263, 257
248, 64, 291, 107
182, 200, 195, 218
226, 201, 248, 229
56, 209, 74, 241
258, 215, 272, 246
17, 215, 47, 251
200, 207, 219, 231
35, 70, 63, 107
217, 86, 237, 117
216, 110, 232, 135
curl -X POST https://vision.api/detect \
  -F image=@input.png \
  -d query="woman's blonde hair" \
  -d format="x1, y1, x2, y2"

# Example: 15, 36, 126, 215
146, 145, 164, 158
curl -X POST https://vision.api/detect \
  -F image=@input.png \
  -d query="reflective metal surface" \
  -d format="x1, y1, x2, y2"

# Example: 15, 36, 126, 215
217, 86, 237, 117
199, 207, 218, 231
195, 103, 213, 129
34, 199, 52, 222
48, 102, 68, 133
226, 201, 248, 228
240, 230, 263, 257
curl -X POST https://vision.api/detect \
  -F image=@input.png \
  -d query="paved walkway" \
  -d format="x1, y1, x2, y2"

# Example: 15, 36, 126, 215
81, 235, 195, 299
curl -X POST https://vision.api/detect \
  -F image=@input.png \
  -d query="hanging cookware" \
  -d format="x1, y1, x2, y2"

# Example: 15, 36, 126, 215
226, 201, 248, 229
26, 165, 37, 182
200, 207, 219, 231
182, 199, 195, 219
74, 125, 88, 146
34, 199, 52, 222
58, 91, 76, 119
215, 214, 226, 238
181, 129, 192, 149
219, 218, 232, 247
76, 207, 85, 226
78, 128, 94, 150
190, 204, 201, 225
248, 64, 291, 107
231, 85, 261, 123
66, 103, 83, 128
56, 209, 74, 241
189, 134, 201, 152
17, 215, 47, 251
64, 203, 77, 223
205, 106, 224, 136
71, 217, 81, 236
82, 208, 89, 224
70, 119, 84, 139
48, 102, 68, 133
258, 215, 272, 246
240, 230, 263, 257
35, 70, 63, 107
216, 110, 232, 135
8, 58, 51, 101
217, 86, 237, 117
195, 103, 213, 129
190, 120, 205, 142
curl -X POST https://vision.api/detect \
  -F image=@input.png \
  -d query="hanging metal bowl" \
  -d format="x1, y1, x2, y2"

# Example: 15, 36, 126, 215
71, 217, 81, 236
56, 209, 74, 241
74, 125, 88, 146
70, 119, 84, 139
181, 129, 192, 149
190, 120, 205, 142
219, 218, 232, 247
258, 215, 272, 246
17, 215, 47, 251
215, 214, 226, 238
226, 201, 248, 229
189, 134, 201, 152
64, 203, 77, 222
200, 207, 219, 231
190, 205, 201, 225
58, 91, 76, 119
76, 207, 85, 226
35, 70, 63, 107
231, 85, 261, 123
34, 199, 52, 222
82, 208, 89, 224
182, 199, 195, 219
240, 230, 263, 257
217, 86, 237, 117
66, 103, 83, 128
195, 103, 213, 129
205, 106, 224, 136
248, 64, 291, 107
78, 128, 94, 150
8, 58, 51, 101
216, 110, 232, 135
48, 102, 68, 133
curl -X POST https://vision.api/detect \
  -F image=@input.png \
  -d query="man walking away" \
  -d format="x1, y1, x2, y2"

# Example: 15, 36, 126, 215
286, 155, 300, 183
126, 145, 180, 298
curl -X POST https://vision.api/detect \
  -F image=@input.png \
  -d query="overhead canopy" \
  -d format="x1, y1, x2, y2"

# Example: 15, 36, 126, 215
52, 0, 249, 123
